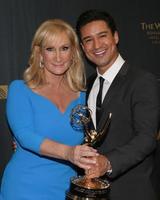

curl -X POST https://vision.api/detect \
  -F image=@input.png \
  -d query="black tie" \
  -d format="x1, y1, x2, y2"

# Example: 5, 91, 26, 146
96, 77, 105, 126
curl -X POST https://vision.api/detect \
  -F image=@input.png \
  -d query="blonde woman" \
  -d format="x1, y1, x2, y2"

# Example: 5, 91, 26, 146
0, 19, 98, 200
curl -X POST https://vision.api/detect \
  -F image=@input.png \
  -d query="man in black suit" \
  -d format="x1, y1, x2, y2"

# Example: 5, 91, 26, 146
76, 9, 159, 200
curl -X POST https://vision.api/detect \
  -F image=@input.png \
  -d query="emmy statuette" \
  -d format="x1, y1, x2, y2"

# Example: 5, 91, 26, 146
66, 105, 112, 200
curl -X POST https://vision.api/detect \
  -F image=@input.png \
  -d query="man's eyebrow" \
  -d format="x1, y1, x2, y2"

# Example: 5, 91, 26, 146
82, 31, 109, 41
98, 31, 108, 34
82, 36, 91, 41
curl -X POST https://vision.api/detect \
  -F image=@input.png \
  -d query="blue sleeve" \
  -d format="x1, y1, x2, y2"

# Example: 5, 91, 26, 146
6, 80, 45, 154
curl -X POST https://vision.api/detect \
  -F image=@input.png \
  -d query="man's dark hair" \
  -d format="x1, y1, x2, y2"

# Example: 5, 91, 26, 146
76, 9, 117, 42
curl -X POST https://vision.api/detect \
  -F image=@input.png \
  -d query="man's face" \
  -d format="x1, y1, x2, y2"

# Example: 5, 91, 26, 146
80, 20, 119, 74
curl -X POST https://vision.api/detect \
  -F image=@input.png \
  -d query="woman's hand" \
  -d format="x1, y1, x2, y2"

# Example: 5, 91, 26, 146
40, 139, 98, 170
66, 145, 99, 170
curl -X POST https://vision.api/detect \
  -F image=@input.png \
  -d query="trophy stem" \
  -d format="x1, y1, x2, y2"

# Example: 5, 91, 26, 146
68, 105, 111, 199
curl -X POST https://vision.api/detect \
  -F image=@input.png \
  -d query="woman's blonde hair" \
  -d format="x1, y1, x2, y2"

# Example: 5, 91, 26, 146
23, 19, 86, 91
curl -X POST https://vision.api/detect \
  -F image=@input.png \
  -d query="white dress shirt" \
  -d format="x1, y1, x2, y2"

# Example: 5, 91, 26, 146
88, 54, 125, 128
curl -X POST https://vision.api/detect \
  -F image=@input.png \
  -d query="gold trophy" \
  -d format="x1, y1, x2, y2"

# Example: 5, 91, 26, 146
66, 104, 112, 200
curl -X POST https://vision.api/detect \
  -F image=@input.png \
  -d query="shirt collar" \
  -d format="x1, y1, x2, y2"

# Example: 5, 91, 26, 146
97, 54, 125, 84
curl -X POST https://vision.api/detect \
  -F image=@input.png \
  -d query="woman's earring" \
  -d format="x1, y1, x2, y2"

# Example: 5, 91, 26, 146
39, 61, 44, 68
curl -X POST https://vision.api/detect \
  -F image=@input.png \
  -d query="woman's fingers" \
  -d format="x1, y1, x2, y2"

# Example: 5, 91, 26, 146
67, 145, 99, 170
74, 145, 99, 169
78, 145, 98, 156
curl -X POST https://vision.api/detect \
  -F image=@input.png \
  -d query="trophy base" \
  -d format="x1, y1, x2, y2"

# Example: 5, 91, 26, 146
66, 176, 110, 200
66, 193, 108, 200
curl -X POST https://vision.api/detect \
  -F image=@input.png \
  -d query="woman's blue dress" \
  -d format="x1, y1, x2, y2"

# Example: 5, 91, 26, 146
0, 80, 85, 200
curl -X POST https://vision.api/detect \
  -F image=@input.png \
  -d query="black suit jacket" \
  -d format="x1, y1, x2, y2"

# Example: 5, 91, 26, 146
87, 62, 160, 200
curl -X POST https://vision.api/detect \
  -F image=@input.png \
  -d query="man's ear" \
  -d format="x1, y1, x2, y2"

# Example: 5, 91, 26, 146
114, 31, 119, 45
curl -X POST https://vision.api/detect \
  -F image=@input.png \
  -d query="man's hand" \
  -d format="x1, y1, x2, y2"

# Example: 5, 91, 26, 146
85, 154, 111, 178
12, 141, 17, 152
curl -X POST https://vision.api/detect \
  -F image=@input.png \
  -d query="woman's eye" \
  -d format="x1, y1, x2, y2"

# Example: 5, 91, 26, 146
62, 46, 70, 51
46, 47, 54, 52
44, 46, 70, 52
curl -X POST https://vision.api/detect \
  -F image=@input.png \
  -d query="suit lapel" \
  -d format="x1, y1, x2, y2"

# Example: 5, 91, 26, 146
97, 62, 130, 131
86, 73, 97, 102
86, 73, 97, 130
